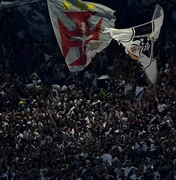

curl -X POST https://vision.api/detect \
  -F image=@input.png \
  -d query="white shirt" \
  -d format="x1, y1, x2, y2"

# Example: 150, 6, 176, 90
130, 174, 137, 180
157, 104, 166, 112
62, 85, 67, 91
101, 154, 112, 166
114, 167, 121, 175
23, 130, 30, 139
124, 166, 132, 177
40, 169, 46, 180
135, 142, 140, 149
142, 143, 149, 152
52, 84, 61, 92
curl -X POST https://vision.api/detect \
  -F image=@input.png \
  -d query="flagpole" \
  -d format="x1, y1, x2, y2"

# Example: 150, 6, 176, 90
150, 36, 157, 90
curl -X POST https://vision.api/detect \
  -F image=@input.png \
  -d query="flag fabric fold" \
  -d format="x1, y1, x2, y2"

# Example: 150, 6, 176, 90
0, 0, 40, 11
104, 5, 164, 85
47, 0, 116, 72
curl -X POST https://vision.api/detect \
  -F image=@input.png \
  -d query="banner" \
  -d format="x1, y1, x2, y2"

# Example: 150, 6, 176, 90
15, 1, 53, 41
104, 5, 164, 85
0, 0, 40, 11
47, 0, 115, 72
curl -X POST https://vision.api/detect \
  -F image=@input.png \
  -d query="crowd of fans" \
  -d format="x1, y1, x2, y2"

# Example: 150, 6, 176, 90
1, 2, 176, 180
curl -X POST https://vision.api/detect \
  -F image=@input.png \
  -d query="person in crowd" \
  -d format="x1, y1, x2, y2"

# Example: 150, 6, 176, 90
0, 2, 176, 180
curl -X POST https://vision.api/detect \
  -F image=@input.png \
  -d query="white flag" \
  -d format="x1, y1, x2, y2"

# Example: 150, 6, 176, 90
104, 5, 164, 85
47, 0, 115, 72
134, 86, 144, 102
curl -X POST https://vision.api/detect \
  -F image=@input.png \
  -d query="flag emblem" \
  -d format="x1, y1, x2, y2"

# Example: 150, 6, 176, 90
58, 12, 102, 66
130, 46, 136, 53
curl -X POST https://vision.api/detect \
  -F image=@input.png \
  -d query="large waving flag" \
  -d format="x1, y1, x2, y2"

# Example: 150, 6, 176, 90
47, 0, 116, 72
104, 5, 164, 85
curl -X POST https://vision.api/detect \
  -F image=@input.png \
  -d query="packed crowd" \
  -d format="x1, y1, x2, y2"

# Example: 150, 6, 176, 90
1, 53, 176, 180
1, 2, 176, 180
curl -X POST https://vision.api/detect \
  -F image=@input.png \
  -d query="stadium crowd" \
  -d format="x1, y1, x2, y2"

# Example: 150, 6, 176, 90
1, 2, 176, 180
